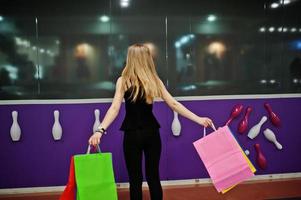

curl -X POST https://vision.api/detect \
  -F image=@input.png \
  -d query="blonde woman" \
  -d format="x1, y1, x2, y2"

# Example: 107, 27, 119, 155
89, 44, 213, 200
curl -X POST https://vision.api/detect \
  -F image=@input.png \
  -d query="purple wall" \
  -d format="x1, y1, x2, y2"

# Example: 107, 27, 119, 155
0, 97, 301, 188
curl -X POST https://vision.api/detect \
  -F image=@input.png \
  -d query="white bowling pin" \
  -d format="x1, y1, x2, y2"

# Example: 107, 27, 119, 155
52, 110, 62, 140
247, 116, 267, 139
10, 111, 21, 141
93, 109, 101, 133
263, 128, 283, 150
171, 111, 181, 136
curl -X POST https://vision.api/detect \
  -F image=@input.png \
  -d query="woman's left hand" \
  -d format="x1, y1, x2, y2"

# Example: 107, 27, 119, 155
197, 117, 214, 128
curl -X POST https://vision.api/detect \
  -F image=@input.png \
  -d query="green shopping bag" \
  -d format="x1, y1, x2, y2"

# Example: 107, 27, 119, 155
74, 145, 118, 200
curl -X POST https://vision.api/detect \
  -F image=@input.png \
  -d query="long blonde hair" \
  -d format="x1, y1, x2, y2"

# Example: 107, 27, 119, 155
121, 44, 163, 104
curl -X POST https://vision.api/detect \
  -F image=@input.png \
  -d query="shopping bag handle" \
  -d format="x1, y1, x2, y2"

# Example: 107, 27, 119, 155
203, 123, 217, 137
86, 145, 101, 154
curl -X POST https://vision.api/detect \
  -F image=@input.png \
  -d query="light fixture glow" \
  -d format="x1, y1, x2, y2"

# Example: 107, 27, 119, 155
120, 0, 129, 8
277, 27, 283, 32
271, 3, 279, 8
180, 36, 189, 44
0, 16, 3, 21
34, 64, 43, 79
99, 15, 110, 22
283, 0, 291, 5
120, 1, 129, 8
4, 65, 18, 80
291, 27, 297, 32
297, 42, 301, 49
207, 15, 217, 22
269, 27, 275, 32
24, 40, 30, 48
259, 27, 266, 32
74, 43, 94, 59
260, 79, 267, 84
185, 53, 191, 59
291, 40, 301, 50
182, 85, 197, 91
207, 41, 226, 59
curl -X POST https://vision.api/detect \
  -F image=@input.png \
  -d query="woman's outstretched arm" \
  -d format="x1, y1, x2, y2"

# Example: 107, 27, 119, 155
158, 79, 213, 127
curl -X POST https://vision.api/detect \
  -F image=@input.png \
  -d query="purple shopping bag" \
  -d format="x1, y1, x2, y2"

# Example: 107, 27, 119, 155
193, 125, 254, 192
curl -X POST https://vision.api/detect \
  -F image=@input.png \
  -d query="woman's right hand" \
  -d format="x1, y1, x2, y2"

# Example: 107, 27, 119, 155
88, 132, 103, 146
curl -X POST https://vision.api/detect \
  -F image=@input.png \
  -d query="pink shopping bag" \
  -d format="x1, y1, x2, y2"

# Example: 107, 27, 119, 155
193, 125, 254, 192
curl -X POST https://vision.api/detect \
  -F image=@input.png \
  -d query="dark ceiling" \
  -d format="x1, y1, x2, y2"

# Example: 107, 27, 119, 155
1, 0, 299, 17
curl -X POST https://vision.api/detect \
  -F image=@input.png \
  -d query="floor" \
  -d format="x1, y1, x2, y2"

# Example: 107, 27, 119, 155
0, 179, 301, 200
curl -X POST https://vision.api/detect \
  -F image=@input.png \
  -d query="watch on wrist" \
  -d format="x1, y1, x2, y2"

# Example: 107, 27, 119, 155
95, 127, 107, 135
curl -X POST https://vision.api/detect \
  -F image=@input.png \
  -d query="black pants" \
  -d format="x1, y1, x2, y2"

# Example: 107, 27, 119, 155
123, 129, 163, 200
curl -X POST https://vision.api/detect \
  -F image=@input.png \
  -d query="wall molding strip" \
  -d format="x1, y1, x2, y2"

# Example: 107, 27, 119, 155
1, 93, 301, 105
1, 172, 300, 195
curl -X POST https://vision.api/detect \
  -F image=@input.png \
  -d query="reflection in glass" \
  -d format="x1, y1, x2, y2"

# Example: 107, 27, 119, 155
0, 16, 38, 99
1, 0, 301, 99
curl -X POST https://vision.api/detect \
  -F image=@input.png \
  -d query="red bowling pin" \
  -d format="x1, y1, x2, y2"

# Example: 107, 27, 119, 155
238, 107, 252, 134
264, 103, 281, 127
225, 104, 244, 126
254, 143, 267, 170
